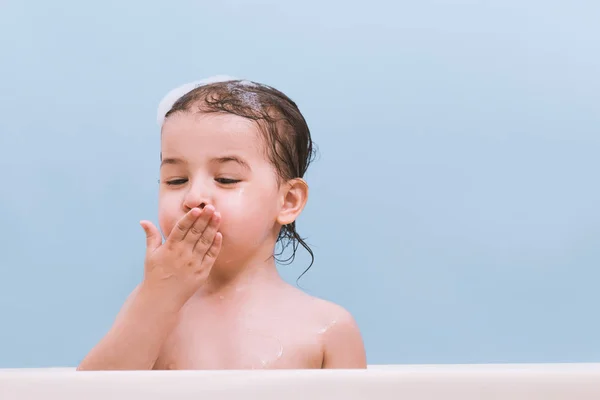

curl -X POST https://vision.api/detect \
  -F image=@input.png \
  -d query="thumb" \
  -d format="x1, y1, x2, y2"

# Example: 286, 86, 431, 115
140, 220, 162, 253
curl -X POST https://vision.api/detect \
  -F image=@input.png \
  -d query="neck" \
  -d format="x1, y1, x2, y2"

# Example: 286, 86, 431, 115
197, 250, 283, 298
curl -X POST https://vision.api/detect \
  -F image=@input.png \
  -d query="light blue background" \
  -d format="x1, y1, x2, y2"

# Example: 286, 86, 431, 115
1, 0, 599, 368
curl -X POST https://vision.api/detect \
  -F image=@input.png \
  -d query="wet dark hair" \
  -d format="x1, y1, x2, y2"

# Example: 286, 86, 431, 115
164, 80, 317, 275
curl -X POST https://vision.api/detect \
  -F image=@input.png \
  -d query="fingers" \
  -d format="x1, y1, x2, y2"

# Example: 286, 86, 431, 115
164, 207, 222, 266
167, 208, 201, 243
140, 220, 162, 253
201, 232, 223, 269
185, 206, 217, 247
193, 211, 221, 254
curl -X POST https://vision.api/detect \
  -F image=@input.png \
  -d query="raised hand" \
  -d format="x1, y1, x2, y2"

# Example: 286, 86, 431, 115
139, 205, 223, 306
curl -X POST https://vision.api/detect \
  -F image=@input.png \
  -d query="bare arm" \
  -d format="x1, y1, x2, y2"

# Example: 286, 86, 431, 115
321, 308, 367, 369
77, 207, 222, 370
76, 284, 181, 370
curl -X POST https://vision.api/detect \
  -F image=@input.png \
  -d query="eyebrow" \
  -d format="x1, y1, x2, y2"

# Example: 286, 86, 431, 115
212, 156, 251, 171
160, 155, 251, 171
160, 157, 185, 167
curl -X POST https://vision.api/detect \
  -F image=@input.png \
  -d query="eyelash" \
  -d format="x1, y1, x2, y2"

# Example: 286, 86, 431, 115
165, 178, 188, 186
164, 178, 241, 186
215, 178, 241, 185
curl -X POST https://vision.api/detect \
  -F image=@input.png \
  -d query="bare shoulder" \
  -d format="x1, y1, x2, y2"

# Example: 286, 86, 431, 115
281, 285, 367, 369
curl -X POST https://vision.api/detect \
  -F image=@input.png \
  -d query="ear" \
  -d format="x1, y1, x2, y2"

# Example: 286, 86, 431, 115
277, 178, 309, 226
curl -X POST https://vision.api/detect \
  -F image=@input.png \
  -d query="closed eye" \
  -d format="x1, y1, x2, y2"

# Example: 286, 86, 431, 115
215, 178, 241, 185
165, 178, 188, 186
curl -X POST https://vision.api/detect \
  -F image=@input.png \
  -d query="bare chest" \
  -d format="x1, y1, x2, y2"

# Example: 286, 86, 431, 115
154, 305, 324, 370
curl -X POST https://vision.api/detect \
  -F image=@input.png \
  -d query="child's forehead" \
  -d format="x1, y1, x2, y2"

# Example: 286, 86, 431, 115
160, 112, 265, 158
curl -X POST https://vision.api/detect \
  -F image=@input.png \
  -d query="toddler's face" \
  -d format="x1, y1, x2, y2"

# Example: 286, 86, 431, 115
159, 112, 283, 267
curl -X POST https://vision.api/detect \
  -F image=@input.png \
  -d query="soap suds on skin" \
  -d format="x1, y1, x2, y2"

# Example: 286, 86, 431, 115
317, 319, 337, 335
245, 328, 284, 369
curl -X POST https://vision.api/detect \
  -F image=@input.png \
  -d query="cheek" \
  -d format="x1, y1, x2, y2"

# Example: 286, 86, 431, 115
218, 187, 279, 238
158, 193, 181, 238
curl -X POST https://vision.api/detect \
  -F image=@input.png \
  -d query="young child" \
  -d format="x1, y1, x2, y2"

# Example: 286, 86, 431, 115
78, 76, 366, 370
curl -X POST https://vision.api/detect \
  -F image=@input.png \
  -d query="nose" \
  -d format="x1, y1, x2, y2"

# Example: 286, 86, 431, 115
182, 182, 210, 211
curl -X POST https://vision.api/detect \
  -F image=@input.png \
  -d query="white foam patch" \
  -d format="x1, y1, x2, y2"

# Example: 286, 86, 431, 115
240, 91, 261, 109
156, 75, 238, 126
238, 80, 258, 87
226, 81, 262, 110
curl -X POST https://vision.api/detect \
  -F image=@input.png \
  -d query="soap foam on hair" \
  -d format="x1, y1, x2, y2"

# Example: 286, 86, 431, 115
156, 75, 238, 126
